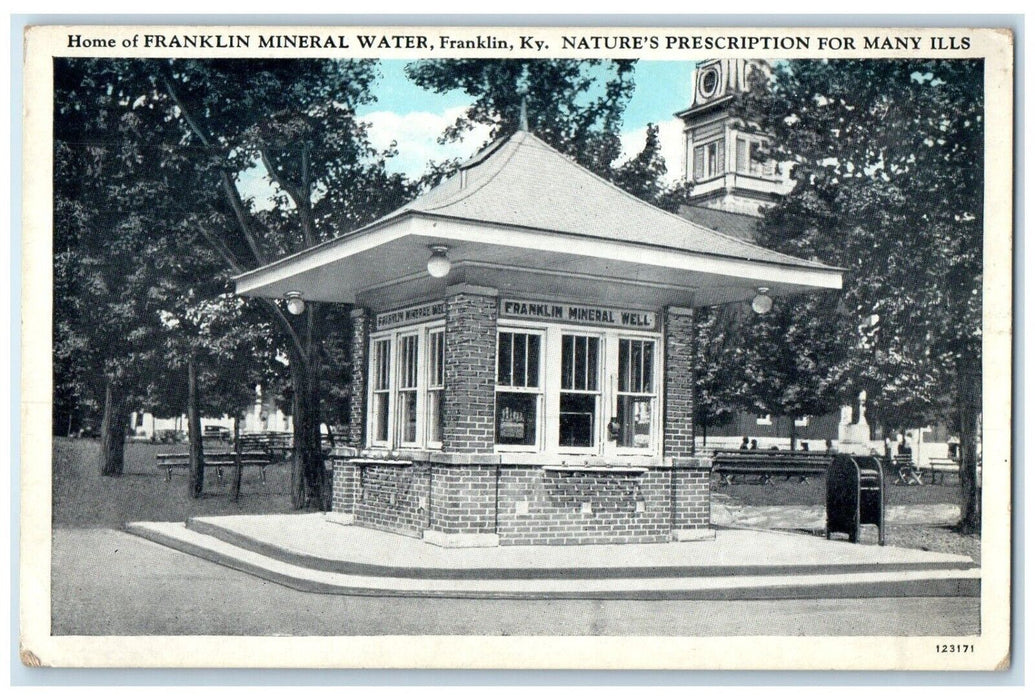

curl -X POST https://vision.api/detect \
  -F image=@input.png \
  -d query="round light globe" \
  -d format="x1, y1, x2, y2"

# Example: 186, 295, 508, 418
751, 292, 773, 314
285, 293, 306, 316
427, 246, 451, 278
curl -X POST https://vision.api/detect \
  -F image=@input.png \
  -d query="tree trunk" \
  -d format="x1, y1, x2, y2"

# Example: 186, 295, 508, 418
789, 417, 797, 451
957, 361, 981, 534
98, 377, 126, 476
230, 413, 242, 503
187, 352, 205, 499
290, 356, 326, 510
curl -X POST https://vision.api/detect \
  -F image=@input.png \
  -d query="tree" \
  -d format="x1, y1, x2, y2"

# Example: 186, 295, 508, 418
738, 60, 983, 531
112, 59, 415, 508
734, 293, 849, 450
611, 123, 694, 212
53, 59, 177, 475
406, 59, 636, 179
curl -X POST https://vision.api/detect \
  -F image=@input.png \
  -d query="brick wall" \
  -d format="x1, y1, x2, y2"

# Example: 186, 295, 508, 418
442, 290, 498, 453
354, 462, 431, 538
664, 307, 696, 459
331, 458, 359, 516
428, 464, 498, 535
496, 467, 672, 545
671, 460, 712, 530
332, 459, 712, 545
347, 307, 371, 448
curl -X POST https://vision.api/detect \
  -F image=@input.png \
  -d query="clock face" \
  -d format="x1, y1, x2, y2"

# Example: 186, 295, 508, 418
698, 66, 720, 100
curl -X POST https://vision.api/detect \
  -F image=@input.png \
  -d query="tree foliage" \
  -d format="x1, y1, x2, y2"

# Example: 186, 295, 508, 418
736, 59, 983, 529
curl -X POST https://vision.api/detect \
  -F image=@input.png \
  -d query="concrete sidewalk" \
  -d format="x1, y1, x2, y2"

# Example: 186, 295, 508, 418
126, 512, 979, 601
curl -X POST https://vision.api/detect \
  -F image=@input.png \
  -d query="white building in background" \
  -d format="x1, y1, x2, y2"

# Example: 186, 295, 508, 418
129, 384, 293, 441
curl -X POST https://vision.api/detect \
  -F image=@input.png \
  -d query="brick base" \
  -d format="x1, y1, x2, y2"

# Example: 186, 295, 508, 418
330, 453, 714, 546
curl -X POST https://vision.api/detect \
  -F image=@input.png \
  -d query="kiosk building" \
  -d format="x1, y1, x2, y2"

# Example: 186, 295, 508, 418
235, 128, 842, 547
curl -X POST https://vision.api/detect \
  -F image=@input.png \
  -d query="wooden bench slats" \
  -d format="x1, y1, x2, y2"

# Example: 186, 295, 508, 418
711, 451, 833, 485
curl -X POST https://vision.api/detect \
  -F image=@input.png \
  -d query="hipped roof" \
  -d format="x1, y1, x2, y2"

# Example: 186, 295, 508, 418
371, 130, 831, 271
235, 129, 842, 310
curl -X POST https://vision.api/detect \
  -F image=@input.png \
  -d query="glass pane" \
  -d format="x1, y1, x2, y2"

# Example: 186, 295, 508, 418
398, 390, 417, 443
426, 390, 442, 443
561, 335, 573, 389
496, 392, 537, 446
559, 393, 596, 447
497, 332, 512, 386
374, 339, 391, 391
619, 339, 630, 392
586, 337, 599, 391
399, 335, 418, 389
513, 333, 527, 387
373, 393, 389, 442
526, 334, 540, 387
428, 329, 445, 385
641, 342, 654, 393
617, 396, 653, 449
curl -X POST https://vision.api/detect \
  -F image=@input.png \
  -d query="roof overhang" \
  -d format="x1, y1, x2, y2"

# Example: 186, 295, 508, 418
234, 213, 843, 313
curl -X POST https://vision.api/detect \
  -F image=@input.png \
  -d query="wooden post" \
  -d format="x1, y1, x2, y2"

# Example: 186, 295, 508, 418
187, 352, 205, 499
230, 413, 242, 502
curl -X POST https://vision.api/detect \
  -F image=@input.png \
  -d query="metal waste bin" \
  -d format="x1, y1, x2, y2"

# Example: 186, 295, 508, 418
826, 454, 885, 545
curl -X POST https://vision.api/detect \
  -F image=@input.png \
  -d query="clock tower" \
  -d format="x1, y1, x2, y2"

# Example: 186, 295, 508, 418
675, 59, 791, 227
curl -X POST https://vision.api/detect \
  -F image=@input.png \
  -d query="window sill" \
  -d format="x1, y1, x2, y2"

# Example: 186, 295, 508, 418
498, 453, 667, 468
541, 464, 649, 474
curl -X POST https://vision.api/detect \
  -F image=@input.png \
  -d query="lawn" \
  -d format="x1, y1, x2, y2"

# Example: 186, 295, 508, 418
714, 472, 967, 507
712, 471, 981, 563
53, 437, 297, 528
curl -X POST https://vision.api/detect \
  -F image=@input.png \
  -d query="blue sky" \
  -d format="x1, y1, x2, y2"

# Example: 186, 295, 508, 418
357, 60, 698, 182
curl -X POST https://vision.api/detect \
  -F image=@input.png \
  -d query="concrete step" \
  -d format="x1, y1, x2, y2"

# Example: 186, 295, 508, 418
126, 521, 980, 600
184, 515, 977, 581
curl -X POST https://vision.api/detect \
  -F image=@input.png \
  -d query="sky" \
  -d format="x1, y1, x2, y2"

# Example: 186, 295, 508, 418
356, 60, 698, 184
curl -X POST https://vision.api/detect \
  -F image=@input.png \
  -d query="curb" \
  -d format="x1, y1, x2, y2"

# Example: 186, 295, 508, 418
127, 522, 981, 601
187, 516, 978, 580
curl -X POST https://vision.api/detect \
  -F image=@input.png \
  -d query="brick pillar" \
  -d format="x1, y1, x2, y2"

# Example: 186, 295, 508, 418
330, 458, 359, 523
664, 306, 696, 459
347, 307, 371, 448
670, 461, 712, 540
442, 285, 498, 454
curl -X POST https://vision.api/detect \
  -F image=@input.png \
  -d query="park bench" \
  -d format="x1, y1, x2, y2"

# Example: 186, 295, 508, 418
892, 454, 923, 486
155, 448, 274, 484
925, 456, 961, 485
711, 450, 832, 486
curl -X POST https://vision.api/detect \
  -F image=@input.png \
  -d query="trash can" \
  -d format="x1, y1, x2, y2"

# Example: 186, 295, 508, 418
826, 454, 885, 545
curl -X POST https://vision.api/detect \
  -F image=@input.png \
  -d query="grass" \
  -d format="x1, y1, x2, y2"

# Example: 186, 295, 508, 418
715, 472, 966, 507
712, 472, 981, 563
53, 437, 297, 528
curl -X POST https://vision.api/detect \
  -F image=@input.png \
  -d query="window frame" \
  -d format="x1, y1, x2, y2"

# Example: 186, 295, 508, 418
693, 139, 725, 182
494, 327, 546, 453
735, 134, 776, 178
494, 320, 662, 458
366, 319, 445, 451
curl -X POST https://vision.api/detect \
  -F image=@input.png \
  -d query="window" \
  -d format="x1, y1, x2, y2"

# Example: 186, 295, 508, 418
367, 323, 444, 449
426, 330, 444, 446
693, 140, 725, 181
495, 331, 542, 447
736, 136, 776, 177
616, 339, 656, 449
494, 326, 660, 455
559, 334, 601, 448
396, 334, 419, 445
371, 338, 392, 444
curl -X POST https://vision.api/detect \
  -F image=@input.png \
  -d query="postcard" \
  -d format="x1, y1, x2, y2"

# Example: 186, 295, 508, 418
19, 23, 1013, 670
